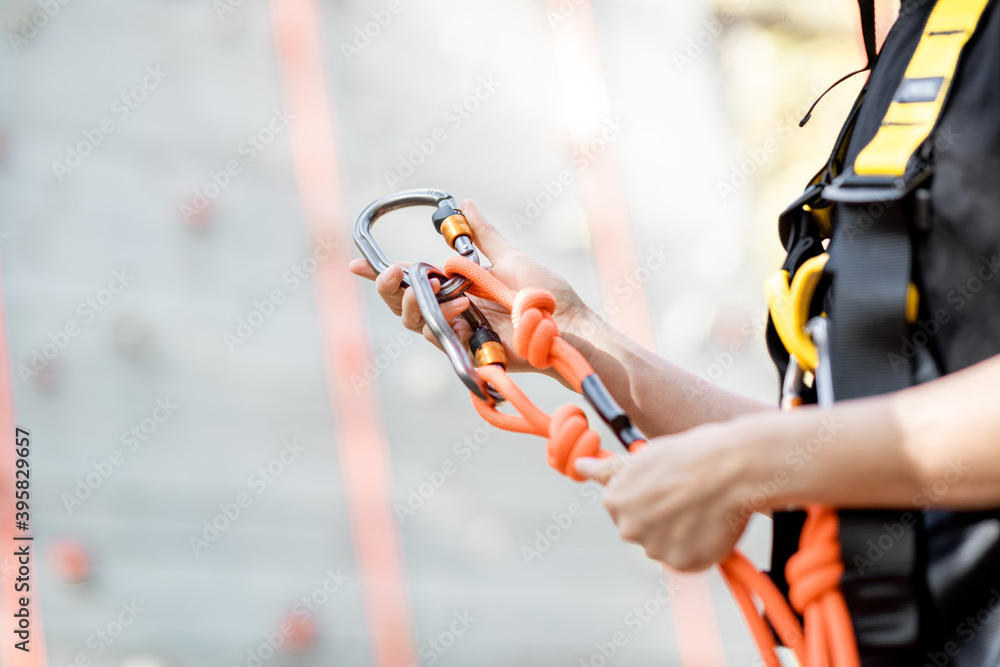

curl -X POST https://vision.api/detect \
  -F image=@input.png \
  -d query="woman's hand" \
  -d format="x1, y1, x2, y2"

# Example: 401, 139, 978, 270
349, 198, 592, 375
574, 414, 779, 572
575, 352, 1000, 573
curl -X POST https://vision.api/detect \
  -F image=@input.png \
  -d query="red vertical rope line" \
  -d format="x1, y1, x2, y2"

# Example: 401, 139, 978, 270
267, 3, 415, 666
547, 1, 729, 665
0, 255, 47, 667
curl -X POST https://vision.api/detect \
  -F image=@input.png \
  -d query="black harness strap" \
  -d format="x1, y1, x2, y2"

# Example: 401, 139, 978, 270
858, 0, 879, 70
825, 200, 922, 657
827, 203, 914, 397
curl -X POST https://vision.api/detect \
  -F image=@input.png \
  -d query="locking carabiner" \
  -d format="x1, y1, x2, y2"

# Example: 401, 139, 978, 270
354, 188, 480, 302
409, 262, 507, 406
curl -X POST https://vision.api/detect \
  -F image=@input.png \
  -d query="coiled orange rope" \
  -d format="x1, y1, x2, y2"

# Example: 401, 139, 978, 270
443, 255, 859, 667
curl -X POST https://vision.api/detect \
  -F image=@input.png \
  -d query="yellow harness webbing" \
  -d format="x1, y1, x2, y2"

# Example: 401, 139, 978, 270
854, 0, 991, 177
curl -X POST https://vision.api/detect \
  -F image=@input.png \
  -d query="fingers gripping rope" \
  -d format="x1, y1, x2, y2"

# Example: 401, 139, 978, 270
442, 255, 858, 667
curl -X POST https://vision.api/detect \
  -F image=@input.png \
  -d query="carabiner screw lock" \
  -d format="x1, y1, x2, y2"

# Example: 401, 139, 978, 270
354, 188, 480, 302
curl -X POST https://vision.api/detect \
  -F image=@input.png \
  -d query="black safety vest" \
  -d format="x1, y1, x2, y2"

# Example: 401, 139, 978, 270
767, 0, 1000, 664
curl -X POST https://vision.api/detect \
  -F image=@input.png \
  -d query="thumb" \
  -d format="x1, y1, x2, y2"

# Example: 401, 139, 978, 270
574, 454, 629, 485
462, 198, 515, 263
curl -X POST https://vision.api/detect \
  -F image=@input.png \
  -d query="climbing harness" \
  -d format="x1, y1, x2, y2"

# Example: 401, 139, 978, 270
764, 0, 994, 658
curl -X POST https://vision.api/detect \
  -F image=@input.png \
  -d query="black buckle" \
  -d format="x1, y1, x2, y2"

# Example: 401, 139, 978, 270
778, 183, 827, 251
823, 165, 932, 204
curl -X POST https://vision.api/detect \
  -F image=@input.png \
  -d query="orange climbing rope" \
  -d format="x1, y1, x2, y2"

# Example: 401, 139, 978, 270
442, 254, 860, 667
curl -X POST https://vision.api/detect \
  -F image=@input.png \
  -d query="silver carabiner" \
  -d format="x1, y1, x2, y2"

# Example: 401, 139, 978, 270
409, 262, 506, 406
805, 317, 834, 408
781, 318, 834, 410
354, 188, 480, 302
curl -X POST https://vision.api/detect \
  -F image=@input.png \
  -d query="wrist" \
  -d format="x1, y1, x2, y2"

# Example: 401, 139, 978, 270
535, 305, 611, 391
559, 307, 613, 379
558, 300, 599, 337
728, 411, 795, 513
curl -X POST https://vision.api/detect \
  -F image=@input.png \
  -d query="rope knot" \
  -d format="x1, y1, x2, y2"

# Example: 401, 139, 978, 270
545, 404, 603, 481
786, 506, 844, 614
511, 289, 559, 369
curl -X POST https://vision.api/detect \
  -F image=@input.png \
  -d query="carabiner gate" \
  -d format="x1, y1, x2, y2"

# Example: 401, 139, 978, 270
354, 189, 506, 405
409, 262, 507, 406
354, 188, 480, 302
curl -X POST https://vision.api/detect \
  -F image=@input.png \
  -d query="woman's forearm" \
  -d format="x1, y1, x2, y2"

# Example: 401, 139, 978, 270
564, 307, 773, 438
758, 353, 1000, 512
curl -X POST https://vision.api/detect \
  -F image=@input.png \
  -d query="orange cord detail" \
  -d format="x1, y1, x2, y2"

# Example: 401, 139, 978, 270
442, 255, 859, 667
470, 364, 612, 482
443, 256, 595, 390
787, 506, 860, 667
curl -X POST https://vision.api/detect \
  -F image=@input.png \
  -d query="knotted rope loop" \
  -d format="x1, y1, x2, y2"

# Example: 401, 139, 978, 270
511, 289, 559, 369
546, 404, 604, 481
787, 506, 844, 614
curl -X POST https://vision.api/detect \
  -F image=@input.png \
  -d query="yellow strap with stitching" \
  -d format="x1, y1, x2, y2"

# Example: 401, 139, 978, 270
855, 0, 991, 176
